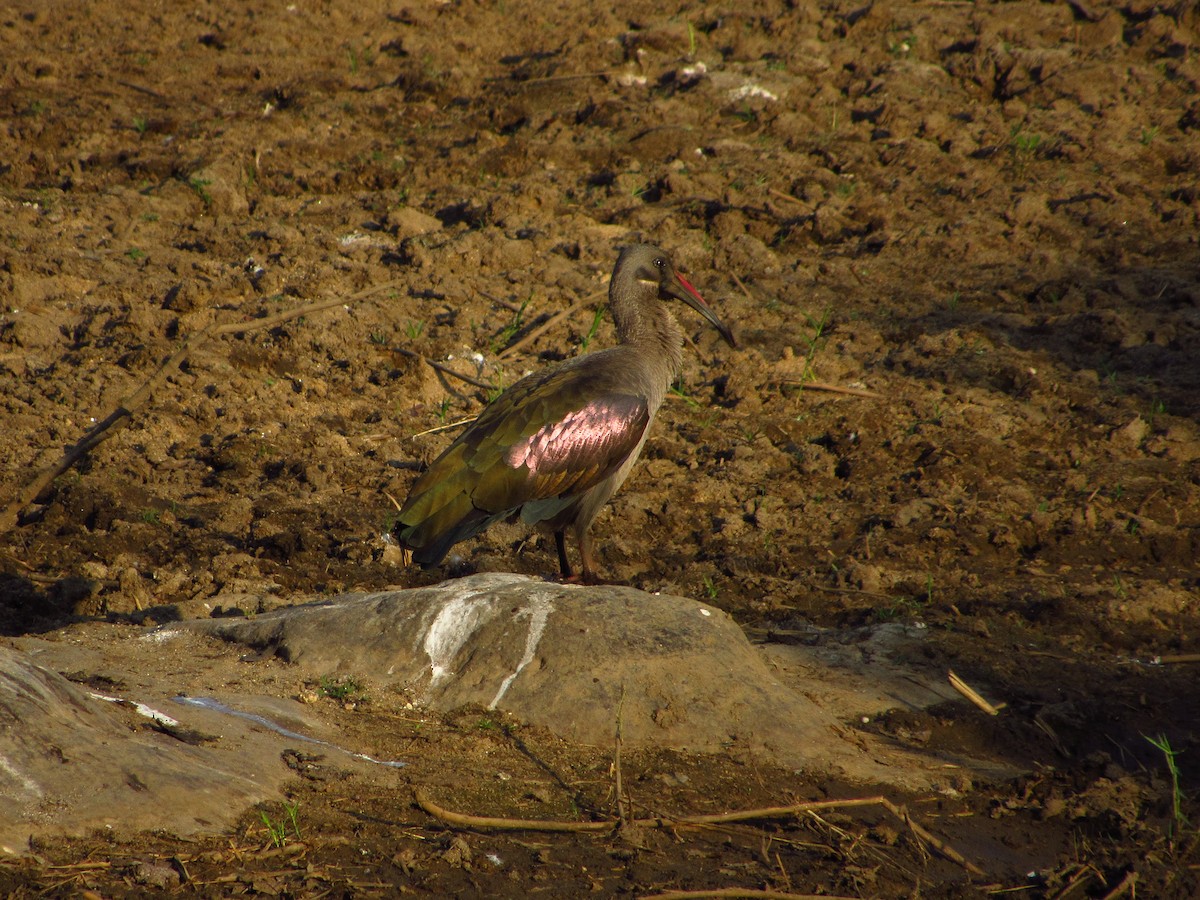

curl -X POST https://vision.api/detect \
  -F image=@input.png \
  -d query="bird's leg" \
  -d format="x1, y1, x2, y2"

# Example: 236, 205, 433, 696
576, 528, 601, 585
554, 531, 574, 580
558, 528, 602, 584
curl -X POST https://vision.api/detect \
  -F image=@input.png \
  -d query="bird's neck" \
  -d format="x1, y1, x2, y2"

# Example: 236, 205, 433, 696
614, 299, 685, 378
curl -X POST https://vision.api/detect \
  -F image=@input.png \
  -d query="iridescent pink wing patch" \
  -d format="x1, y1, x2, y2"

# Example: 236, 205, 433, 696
504, 395, 648, 477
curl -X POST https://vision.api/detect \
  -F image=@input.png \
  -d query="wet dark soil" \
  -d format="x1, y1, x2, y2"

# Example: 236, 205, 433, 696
2, 0, 1199, 896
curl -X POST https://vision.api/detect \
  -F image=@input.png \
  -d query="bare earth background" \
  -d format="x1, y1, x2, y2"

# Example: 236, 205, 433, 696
2, 0, 1199, 896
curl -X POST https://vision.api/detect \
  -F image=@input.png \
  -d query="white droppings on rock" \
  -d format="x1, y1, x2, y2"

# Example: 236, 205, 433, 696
424, 593, 496, 685
0, 753, 41, 800
89, 692, 180, 728
489, 595, 554, 709
421, 574, 529, 687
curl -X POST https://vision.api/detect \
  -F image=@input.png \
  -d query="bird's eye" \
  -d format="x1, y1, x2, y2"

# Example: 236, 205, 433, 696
653, 258, 666, 268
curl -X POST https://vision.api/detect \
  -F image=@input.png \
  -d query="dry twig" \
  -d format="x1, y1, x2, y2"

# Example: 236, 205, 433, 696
408, 416, 479, 440
614, 686, 629, 826
640, 889, 851, 900
948, 670, 1004, 715
415, 788, 612, 833
1099, 870, 1137, 900
504, 71, 614, 87
876, 797, 985, 877
115, 79, 167, 100
414, 789, 986, 877
768, 187, 808, 208
479, 291, 525, 314
729, 272, 756, 305
775, 379, 882, 399
386, 346, 496, 391
498, 292, 602, 360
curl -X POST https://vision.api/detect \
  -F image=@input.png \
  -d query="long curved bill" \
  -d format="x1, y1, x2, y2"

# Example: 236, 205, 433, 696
666, 274, 737, 348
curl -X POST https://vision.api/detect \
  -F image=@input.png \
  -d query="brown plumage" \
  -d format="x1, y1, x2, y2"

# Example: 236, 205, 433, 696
394, 244, 735, 582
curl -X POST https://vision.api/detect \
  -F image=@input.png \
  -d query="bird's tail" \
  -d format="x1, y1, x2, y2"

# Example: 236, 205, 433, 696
394, 502, 502, 568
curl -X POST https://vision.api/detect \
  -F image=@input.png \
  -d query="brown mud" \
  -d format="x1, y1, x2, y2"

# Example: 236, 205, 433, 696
2, 0, 1199, 896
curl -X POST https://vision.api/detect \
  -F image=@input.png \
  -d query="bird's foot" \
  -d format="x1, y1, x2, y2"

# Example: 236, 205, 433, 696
559, 572, 606, 586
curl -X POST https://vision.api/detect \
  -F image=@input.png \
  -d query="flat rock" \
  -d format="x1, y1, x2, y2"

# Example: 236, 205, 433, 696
2, 575, 1014, 854
178, 574, 958, 787
2, 629, 407, 856
0, 646, 282, 855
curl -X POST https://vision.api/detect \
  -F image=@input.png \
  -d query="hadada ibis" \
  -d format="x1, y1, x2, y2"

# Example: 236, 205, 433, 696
394, 244, 735, 582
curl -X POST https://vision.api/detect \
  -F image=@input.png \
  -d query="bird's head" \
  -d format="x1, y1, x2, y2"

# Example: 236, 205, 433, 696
625, 244, 737, 348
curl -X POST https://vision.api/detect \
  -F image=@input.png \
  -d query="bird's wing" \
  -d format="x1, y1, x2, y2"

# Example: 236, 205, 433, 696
396, 364, 649, 561
471, 390, 649, 511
